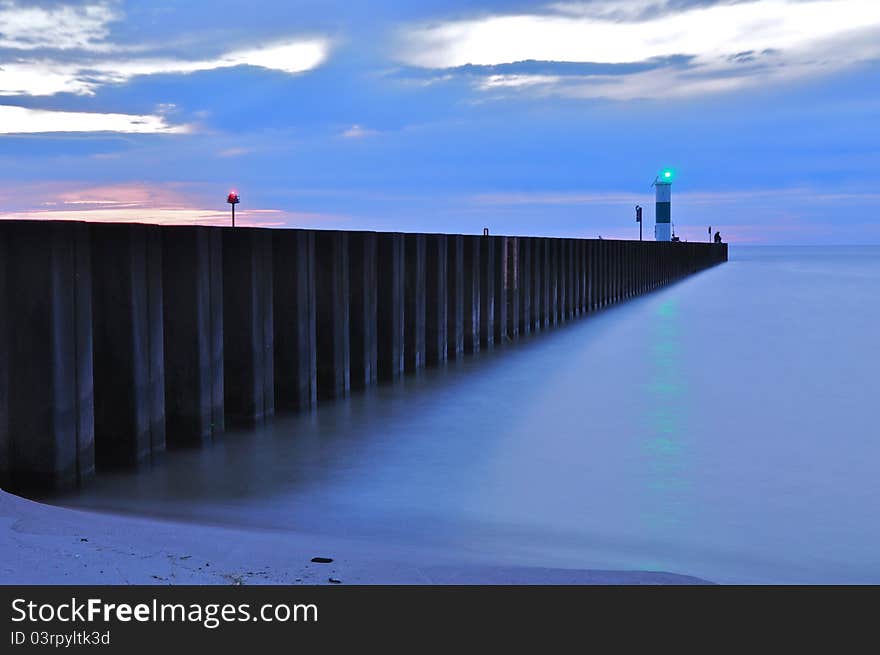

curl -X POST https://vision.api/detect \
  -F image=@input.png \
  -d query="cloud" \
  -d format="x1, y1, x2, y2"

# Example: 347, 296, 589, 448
0, 104, 188, 133
0, 0, 119, 51
0, 1, 330, 97
397, 0, 880, 99
340, 124, 378, 138
0, 38, 331, 97
472, 188, 880, 208
478, 74, 562, 90
473, 190, 645, 206
218, 147, 254, 158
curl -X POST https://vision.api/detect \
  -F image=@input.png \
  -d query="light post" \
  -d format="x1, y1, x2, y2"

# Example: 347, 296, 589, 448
227, 191, 240, 227
635, 205, 643, 241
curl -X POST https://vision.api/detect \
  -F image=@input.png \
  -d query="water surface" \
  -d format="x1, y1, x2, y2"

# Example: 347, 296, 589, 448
54, 246, 880, 584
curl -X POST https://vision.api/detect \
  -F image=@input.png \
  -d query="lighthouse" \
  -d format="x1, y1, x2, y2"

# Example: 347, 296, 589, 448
654, 168, 674, 241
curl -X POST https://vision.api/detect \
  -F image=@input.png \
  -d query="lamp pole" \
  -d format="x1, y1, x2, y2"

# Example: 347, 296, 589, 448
227, 191, 240, 227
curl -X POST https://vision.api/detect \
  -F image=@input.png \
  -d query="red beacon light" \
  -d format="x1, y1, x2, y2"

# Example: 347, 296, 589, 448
226, 191, 240, 226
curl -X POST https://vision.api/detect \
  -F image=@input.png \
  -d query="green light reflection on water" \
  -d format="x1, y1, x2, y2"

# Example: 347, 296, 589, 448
637, 298, 694, 569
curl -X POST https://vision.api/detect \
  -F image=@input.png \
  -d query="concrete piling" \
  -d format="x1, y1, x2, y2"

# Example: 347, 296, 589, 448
541, 239, 549, 324
377, 233, 405, 381
463, 236, 481, 353
405, 234, 427, 372
531, 238, 543, 332
519, 238, 532, 336
565, 239, 578, 321
506, 237, 520, 341
446, 235, 465, 360
314, 231, 350, 400
480, 235, 495, 350
222, 228, 274, 426
273, 230, 317, 411
559, 239, 568, 323
0, 221, 94, 491
91, 224, 165, 468
426, 234, 448, 366
161, 226, 224, 446
580, 240, 588, 314
496, 237, 512, 345
546, 238, 559, 327
349, 232, 378, 390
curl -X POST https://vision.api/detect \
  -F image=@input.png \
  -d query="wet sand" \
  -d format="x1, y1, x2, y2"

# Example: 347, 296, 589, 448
1, 492, 709, 585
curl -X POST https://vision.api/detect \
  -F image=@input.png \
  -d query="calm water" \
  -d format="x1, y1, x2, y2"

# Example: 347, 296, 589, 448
54, 246, 880, 584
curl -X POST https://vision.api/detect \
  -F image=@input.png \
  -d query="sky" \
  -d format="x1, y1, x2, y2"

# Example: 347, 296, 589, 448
1, 0, 878, 244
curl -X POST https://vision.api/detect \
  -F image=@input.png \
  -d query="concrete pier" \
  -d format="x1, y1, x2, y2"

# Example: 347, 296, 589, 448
91, 224, 165, 468
222, 229, 274, 426
350, 232, 378, 389
0, 221, 94, 491
463, 236, 481, 354
551, 239, 560, 322
446, 235, 465, 360
377, 233, 405, 381
519, 238, 532, 336
161, 226, 224, 446
481, 236, 496, 349
543, 239, 552, 329
404, 234, 427, 372
0, 219, 728, 493
506, 238, 520, 341
425, 235, 448, 366
273, 230, 317, 411
314, 231, 350, 399
491, 237, 506, 346
577, 240, 587, 315
530, 238, 543, 332
568, 240, 576, 317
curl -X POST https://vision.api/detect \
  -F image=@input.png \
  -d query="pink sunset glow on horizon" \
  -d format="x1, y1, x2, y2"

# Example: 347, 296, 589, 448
0, 181, 347, 229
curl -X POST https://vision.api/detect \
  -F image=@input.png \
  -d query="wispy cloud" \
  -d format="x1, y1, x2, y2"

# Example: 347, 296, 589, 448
0, 1, 331, 98
397, 0, 880, 99
472, 188, 880, 207
0, 0, 119, 51
0, 104, 188, 134
0, 1, 331, 133
218, 147, 254, 158
0, 38, 331, 97
340, 124, 378, 138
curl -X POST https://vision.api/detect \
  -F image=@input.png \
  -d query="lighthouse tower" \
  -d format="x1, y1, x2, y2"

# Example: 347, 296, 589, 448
654, 168, 674, 241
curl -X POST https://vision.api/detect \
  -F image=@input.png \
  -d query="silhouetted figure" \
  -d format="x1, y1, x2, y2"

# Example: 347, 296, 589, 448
714, 231, 722, 244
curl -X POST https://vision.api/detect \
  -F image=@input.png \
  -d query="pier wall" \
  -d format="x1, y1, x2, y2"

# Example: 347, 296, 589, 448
0, 220, 727, 492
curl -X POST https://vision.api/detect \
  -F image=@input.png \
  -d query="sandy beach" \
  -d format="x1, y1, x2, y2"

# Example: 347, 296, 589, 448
1, 491, 709, 585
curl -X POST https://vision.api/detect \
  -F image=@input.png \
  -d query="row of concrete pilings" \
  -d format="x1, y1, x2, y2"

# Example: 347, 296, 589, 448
0, 220, 727, 493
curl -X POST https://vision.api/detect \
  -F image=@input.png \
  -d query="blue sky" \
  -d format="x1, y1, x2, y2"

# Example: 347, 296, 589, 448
1, 0, 878, 243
